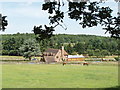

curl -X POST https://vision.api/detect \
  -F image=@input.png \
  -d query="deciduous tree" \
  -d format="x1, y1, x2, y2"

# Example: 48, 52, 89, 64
19, 39, 41, 60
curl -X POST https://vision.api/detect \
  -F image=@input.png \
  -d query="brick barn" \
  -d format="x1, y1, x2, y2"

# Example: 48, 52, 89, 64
43, 46, 68, 63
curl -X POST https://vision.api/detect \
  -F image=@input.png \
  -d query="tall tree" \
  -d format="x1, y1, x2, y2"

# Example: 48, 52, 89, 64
19, 39, 41, 60
65, 43, 74, 54
94, 49, 101, 58
86, 49, 94, 56
101, 50, 110, 57
74, 42, 86, 54
2, 37, 24, 56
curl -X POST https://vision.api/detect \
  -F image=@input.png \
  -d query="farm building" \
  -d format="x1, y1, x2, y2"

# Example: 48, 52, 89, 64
67, 55, 85, 61
43, 46, 68, 63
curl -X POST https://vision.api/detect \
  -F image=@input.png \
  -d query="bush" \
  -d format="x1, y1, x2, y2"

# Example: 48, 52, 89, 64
9, 50, 19, 56
114, 57, 119, 61
2, 50, 9, 55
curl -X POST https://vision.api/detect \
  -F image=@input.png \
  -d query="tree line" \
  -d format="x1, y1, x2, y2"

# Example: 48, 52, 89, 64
1, 33, 120, 57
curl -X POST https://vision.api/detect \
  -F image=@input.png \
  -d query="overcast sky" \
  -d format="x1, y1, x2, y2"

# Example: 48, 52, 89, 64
0, 0, 118, 36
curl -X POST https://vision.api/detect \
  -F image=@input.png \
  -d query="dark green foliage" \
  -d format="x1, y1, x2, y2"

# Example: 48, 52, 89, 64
9, 50, 19, 56
86, 49, 94, 56
74, 42, 86, 54
49, 11, 64, 24
2, 37, 23, 56
34, 1, 66, 42
68, 2, 87, 20
65, 43, 74, 54
19, 39, 40, 60
103, 16, 120, 38
94, 49, 101, 58
114, 57, 119, 61
0, 15, 8, 31
101, 50, 110, 57
33, 25, 54, 53
39, 39, 50, 53
33, 25, 55, 41
42, 2, 57, 14
37, 1, 120, 40
68, 2, 107, 28
2, 33, 35, 56
2, 50, 9, 55
1, 33, 119, 57
42, 1, 64, 24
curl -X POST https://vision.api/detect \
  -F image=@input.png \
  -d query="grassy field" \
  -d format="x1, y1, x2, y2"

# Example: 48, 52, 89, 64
0, 56, 24, 60
1, 55, 117, 60
0, 56, 41, 61
2, 64, 118, 88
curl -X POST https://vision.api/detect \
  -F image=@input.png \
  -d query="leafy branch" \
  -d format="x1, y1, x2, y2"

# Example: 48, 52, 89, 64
33, 1, 120, 40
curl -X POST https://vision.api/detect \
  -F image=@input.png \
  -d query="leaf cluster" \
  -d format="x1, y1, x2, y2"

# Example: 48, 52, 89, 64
68, 2, 113, 28
42, 2, 57, 14
33, 25, 55, 40
34, 1, 120, 41
103, 16, 120, 38
42, 1, 64, 25
1, 16, 8, 31
19, 39, 40, 59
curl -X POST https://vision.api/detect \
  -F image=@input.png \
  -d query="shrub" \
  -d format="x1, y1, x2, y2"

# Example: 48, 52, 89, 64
114, 57, 119, 61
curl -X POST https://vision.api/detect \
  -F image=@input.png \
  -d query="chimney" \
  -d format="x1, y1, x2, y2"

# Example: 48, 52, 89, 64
61, 46, 64, 58
62, 46, 64, 51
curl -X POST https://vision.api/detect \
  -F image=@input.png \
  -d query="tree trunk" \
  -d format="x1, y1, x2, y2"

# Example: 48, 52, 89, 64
29, 57, 31, 61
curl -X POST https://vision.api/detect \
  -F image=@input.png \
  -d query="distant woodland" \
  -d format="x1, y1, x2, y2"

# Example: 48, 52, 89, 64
1, 33, 119, 57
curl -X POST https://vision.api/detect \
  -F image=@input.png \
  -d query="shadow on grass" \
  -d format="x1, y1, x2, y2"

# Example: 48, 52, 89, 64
1, 86, 120, 90
103, 85, 120, 90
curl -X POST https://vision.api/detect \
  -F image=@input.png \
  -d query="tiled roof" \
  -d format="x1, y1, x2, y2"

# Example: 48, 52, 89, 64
44, 48, 68, 56
44, 48, 59, 55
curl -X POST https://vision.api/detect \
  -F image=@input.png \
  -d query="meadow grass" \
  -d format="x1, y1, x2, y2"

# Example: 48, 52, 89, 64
0, 56, 41, 61
2, 64, 118, 88
0, 64, 2, 89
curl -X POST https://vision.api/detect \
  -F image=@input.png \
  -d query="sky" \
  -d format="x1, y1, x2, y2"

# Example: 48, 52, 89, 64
0, 0, 118, 37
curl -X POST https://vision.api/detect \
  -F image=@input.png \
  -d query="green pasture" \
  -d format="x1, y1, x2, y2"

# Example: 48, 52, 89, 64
2, 64, 118, 88
0, 56, 41, 61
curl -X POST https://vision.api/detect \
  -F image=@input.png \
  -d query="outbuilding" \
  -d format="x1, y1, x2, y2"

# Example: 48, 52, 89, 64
67, 55, 85, 61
